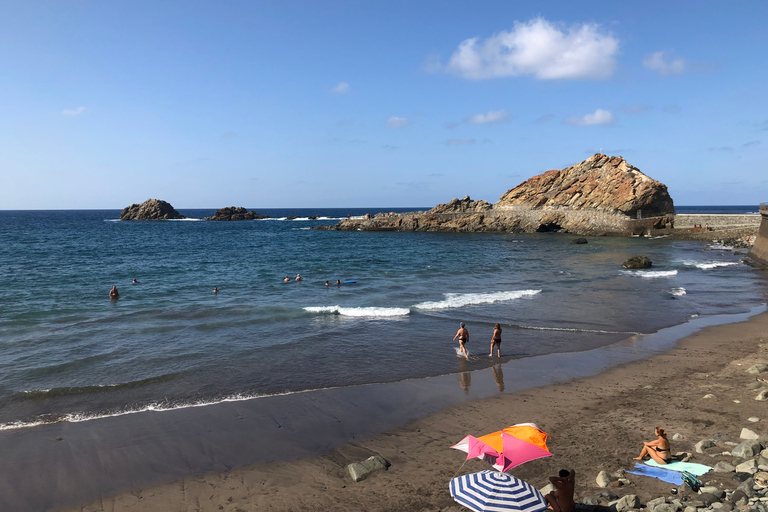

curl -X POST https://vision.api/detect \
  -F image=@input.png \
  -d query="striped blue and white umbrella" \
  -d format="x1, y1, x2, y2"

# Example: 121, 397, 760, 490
450, 470, 548, 512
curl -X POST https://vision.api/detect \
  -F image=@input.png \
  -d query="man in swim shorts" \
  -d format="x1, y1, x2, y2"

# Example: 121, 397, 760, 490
453, 322, 469, 358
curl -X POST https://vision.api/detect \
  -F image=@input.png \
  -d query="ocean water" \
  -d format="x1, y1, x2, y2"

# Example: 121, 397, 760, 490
0, 206, 765, 430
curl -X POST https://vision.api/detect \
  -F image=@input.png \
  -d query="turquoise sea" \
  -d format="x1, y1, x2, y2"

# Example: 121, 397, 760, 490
0, 206, 765, 430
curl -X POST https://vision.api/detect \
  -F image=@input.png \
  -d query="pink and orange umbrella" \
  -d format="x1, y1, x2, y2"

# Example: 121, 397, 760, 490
451, 423, 552, 472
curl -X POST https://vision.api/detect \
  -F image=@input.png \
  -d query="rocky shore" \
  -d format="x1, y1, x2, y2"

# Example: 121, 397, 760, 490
119, 199, 185, 220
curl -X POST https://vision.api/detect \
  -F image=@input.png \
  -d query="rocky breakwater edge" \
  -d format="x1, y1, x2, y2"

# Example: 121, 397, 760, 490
315, 154, 676, 237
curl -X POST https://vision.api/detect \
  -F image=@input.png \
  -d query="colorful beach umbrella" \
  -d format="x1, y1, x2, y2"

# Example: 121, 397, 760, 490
450, 470, 549, 512
452, 423, 552, 472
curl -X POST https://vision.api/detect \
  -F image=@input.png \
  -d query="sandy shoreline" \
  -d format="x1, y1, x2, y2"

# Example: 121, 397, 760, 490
0, 306, 764, 511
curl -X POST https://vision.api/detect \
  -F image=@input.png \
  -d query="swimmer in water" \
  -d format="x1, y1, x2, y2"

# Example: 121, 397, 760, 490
283, 276, 290, 282
335, 280, 341, 286
325, 281, 330, 286
213, 287, 218, 294
295, 274, 302, 281
109, 285, 119, 299
132, 278, 138, 284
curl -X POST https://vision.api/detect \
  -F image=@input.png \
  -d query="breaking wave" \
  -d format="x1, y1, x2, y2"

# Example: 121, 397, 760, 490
682, 260, 739, 270
620, 270, 678, 278
304, 306, 410, 317
413, 290, 541, 310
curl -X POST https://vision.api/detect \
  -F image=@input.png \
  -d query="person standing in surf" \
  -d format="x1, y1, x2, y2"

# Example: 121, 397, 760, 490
453, 322, 469, 358
490, 323, 502, 357
109, 285, 119, 299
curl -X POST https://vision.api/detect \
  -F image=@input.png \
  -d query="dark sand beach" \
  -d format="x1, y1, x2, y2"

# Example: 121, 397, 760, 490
2, 306, 763, 511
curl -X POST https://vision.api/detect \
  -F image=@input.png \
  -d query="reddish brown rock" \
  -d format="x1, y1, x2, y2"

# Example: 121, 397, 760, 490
120, 199, 185, 220
496, 154, 674, 217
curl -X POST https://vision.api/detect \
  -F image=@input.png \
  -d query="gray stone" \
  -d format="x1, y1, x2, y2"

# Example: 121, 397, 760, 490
748, 382, 765, 390
734, 472, 754, 483
696, 439, 717, 453
716, 503, 734, 512
682, 507, 696, 512
647, 497, 667, 510
613, 494, 640, 512
731, 490, 750, 505
597, 489, 619, 501
756, 390, 768, 401
655, 504, 681, 512
713, 433, 732, 442
744, 429, 761, 440
597, 470, 614, 487
672, 433, 684, 441
734, 440, 764, 459
716, 462, 737, 472
540, 483, 556, 495
747, 364, 768, 374
700, 487, 726, 499
686, 500, 705, 508
738, 478, 757, 498
583, 497, 601, 506
698, 493, 721, 506
737, 460, 760, 474
346, 455, 389, 482
750, 418, 761, 423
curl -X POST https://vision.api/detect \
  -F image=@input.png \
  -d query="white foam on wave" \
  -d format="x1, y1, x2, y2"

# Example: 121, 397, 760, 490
304, 305, 410, 317
620, 270, 678, 278
413, 290, 541, 310
670, 287, 687, 297
682, 260, 739, 270
520, 325, 641, 335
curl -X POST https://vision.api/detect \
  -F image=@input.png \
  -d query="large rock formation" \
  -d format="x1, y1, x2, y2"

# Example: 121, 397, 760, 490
497, 154, 674, 217
316, 154, 675, 236
204, 207, 269, 221
747, 204, 768, 267
120, 199, 185, 220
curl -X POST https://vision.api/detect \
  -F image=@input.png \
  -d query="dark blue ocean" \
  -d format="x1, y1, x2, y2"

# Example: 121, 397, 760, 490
0, 206, 765, 430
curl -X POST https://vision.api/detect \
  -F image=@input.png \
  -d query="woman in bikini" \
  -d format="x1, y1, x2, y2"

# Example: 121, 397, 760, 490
633, 426, 671, 464
453, 322, 469, 358
490, 323, 502, 357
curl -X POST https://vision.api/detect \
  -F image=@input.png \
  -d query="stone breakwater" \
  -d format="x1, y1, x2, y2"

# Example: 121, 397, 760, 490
748, 205, 768, 267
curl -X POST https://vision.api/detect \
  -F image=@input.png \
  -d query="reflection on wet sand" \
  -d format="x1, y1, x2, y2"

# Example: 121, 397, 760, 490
492, 364, 504, 392
458, 358, 470, 394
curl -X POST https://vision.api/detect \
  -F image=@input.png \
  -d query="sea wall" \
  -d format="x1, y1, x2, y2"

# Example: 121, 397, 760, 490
674, 214, 761, 229
749, 204, 768, 266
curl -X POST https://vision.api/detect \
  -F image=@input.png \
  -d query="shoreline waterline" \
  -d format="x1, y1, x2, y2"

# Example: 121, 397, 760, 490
2, 305, 765, 511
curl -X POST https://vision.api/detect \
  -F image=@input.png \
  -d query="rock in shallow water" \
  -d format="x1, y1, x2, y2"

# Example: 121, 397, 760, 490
120, 199, 185, 220
622, 256, 652, 269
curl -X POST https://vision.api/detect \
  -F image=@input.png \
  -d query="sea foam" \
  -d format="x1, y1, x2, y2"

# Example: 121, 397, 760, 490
682, 260, 739, 270
620, 270, 678, 278
304, 305, 410, 317
413, 289, 541, 310
670, 287, 687, 297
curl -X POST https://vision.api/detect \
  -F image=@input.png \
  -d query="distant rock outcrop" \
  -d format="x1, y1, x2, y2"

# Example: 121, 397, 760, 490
622, 256, 653, 269
120, 199, 185, 220
497, 154, 674, 218
316, 154, 675, 236
204, 207, 269, 221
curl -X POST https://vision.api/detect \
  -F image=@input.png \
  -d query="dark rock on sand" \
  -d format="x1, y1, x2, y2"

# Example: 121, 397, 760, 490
622, 256, 653, 269
203, 207, 269, 221
596, 489, 618, 501
571, 238, 588, 244
120, 199, 185, 220
697, 493, 721, 507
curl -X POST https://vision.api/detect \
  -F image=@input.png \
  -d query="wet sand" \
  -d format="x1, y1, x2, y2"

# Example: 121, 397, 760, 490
3, 309, 767, 511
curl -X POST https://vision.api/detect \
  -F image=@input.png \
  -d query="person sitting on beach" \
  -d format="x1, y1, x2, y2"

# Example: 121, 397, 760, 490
453, 322, 469, 358
213, 287, 218, 294
634, 426, 671, 464
109, 286, 119, 299
490, 323, 502, 357
544, 469, 575, 512
295, 274, 302, 281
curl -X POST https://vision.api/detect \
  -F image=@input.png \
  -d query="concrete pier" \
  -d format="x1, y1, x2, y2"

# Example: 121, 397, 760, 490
748, 204, 768, 266
674, 213, 761, 229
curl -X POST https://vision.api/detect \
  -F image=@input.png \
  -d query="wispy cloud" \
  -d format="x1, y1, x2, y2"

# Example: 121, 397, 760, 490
743, 140, 761, 148
62, 106, 87, 116
382, 144, 399, 150
756, 120, 768, 131
445, 17, 618, 80
564, 109, 614, 126
446, 138, 477, 146
465, 110, 510, 124
643, 51, 686, 76
709, 146, 735, 152
329, 82, 350, 94
622, 104, 653, 115
534, 114, 555, 124
386, 116, 411, 129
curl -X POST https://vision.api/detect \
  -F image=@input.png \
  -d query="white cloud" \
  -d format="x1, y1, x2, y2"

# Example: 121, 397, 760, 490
62, 106, 87, 116
445, 17, 618, 80
565, 109, 615, 126
465, 110, 510, 124
446, 138, 477, 146
643, 51, 686, 75
387, 116, 411, 129
329, 82, 350, 94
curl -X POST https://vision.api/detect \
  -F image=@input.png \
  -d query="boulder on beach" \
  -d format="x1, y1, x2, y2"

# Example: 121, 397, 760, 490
203, 207, 269, 221
120, 199, 185, 220
622, 256, 653, 269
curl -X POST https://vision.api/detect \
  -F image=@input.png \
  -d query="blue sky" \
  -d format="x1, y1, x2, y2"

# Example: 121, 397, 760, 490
1, 1, 766, 209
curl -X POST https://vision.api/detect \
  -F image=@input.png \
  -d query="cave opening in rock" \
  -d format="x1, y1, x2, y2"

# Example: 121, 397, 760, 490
536, 222, 563, 232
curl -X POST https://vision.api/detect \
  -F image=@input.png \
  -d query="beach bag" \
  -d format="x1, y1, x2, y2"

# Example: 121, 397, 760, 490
681, 470, 701, 492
